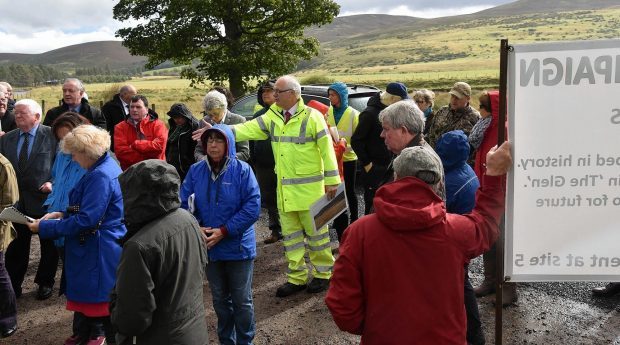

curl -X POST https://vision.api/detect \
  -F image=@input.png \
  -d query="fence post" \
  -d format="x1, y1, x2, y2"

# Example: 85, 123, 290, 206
152, 104, 156, 113
41, 100, 46, 115
99, 100, 103, 108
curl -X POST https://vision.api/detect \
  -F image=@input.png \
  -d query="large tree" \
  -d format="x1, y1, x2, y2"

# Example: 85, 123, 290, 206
113, 0, 340, 97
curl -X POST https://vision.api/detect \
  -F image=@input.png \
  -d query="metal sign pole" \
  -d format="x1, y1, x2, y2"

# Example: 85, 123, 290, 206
495, 38, 510, 345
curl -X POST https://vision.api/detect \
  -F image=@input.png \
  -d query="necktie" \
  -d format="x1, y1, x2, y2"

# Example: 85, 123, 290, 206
284, 111, 291, 124
125, 104, 130, 116
18, 133, 29, 171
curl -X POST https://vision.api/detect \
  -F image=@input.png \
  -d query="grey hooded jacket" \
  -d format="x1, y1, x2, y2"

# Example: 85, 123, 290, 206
111, 159, 208, 345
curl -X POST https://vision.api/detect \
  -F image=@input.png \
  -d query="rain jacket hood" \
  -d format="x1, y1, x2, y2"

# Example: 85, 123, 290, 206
435, 130, 470, 172
167, 103, 199, 129
119, 159, 181, 227
201, 124, 235, 169
374, 176, 446, 232
328, 82, 349, 112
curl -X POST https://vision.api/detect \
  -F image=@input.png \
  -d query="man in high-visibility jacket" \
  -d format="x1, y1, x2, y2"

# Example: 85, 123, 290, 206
197, 75, 341, 297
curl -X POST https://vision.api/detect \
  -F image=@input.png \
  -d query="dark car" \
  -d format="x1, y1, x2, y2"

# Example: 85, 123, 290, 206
231, 84, 380, 119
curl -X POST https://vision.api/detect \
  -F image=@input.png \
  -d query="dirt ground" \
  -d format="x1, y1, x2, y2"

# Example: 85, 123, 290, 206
3, 208, 620, 344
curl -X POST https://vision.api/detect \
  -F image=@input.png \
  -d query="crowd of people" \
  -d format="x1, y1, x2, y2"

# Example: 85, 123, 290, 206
0, 76, 615, 345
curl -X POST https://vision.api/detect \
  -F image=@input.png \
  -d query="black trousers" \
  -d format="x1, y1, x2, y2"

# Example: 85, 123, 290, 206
334, 160, 358, 242
5, 223, 59, 295
0, 251, 16, 330
464, 267, 485, 345
361, 163, 388, 215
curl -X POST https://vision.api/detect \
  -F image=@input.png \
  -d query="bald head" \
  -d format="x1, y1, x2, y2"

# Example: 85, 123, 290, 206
0, 84, 7, 117
119, 84, 137, 104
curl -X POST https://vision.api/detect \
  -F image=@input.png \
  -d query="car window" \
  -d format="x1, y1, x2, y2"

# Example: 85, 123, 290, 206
231, 95, 258, 118
348, 96, 372, 112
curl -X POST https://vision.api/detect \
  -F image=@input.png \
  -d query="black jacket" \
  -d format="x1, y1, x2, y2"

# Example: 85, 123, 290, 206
0, 111, 16, 133
43, 98, 107, 129
101, 94, 126, 151
351, 93, 392, 167
112, 160, 209, 345
166, 105, 200, 180
249, 85, 275, 169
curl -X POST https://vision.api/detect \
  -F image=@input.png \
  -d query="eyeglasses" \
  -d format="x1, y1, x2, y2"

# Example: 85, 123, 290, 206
273, 89, 292, 95
207, 137, 225, 144
414, 100, 425, 105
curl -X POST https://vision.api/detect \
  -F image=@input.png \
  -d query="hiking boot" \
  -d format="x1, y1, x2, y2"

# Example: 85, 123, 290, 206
263, 234, 282, 244
64, 335, 83, 345
474, 280, 496, 297
592, 282, 620, 297
306, 278, 330, 293
86, 336, 107, 345
275, 282, 306, 297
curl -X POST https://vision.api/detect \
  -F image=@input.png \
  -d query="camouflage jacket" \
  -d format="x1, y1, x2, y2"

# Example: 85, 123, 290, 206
426, 105, 480, 149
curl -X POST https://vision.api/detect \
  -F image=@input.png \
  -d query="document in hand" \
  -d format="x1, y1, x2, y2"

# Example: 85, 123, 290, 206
0, 206, 34, 224
309, 183, 348, 232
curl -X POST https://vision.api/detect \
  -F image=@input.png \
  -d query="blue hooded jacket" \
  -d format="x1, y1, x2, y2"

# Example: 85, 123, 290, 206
435, 130, 480, 214
328, 82, 349, 124
180, 124, 261, 261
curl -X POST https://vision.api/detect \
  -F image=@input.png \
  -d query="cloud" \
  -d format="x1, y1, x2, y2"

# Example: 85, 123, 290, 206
336, 0, 515, 15
340, 5, 498, 18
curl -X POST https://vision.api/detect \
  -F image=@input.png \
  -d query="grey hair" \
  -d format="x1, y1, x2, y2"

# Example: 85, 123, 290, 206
61, 125, 110, 160
278, 75, 302, 97
15, 99, 42, 116
413, 89, 435, 106
64, 78, 85, 92
379, 100, 425, 135
203, 90, 228, 111
0, 82, 10, 90
0, 84, 6, 94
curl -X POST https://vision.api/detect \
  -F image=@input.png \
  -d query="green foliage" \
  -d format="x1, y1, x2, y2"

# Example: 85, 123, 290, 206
0, 64, 67, 87
113, 0, 340, 97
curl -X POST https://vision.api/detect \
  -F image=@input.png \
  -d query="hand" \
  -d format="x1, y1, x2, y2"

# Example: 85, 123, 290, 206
41, 212, 64, 220
325, 184, 338, 200
364, 163, 373, 173
26, 219, 41, 233
204, 227, 224, 249
485, 141, 512, 176
39, 182, 52, 193
192, 121, 211, 141
0, 131, 5, 137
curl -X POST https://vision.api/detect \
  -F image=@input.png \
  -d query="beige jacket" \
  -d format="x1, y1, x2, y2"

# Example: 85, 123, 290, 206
0, 154, 19, 251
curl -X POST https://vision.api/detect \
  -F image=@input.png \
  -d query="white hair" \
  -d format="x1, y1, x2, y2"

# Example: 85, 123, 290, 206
278, 75, 302, 97
203, 90, 228, 111
15, 99, 42, 116
379, 100, 425, 135
64, 78, 85, 92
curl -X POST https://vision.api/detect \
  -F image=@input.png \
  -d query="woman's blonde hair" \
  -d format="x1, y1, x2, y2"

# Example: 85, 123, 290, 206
61, 125, 110, 160
413, 89, 435, 106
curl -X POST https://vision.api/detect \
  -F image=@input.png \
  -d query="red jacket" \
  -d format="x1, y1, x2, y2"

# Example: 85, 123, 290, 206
114, 116, 168, 170
473, 91, 507, 186
325, 175, 505, 345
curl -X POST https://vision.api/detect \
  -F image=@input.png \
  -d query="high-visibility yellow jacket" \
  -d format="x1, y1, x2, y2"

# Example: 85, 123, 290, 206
326, 106, 359, 162
233, 98, 340, 212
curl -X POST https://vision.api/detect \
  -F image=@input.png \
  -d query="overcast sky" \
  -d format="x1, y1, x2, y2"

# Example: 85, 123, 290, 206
0, 0, 515, 54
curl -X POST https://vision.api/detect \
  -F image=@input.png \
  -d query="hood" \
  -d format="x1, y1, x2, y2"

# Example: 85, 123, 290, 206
374, 177, 446, 232
328, 82, 349, 110
435, 130, 470, 171
201, 123, 236, 159
119, 159, 181, 226
489, 90, 500, 123
257, 79, 276, 107
167, 103, 199, 128
365, 92, 385, 110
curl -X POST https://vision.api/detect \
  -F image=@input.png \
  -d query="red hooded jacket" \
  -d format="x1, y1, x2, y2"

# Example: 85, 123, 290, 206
326, 175, 505, 344
114, 115, 168, 170
473, 90, 507, 186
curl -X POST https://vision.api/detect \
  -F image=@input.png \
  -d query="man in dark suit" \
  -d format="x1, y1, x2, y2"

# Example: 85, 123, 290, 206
101, 84, 137, 152
0, 99, 58, 300
43, 78, 107, 129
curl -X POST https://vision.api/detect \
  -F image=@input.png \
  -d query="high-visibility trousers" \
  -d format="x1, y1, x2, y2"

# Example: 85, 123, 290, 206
279, 209, 334, 285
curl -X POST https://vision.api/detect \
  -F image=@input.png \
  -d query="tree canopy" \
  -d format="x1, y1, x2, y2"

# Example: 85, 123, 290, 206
113, 0, 340, 97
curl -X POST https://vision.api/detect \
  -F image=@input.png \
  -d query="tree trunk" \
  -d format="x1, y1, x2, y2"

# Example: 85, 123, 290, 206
228, 70, 244, 99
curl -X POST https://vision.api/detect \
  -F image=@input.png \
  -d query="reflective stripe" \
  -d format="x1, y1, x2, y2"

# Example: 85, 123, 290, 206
284, 241, 306, 252
314, 265, 333, 273
272, 135, 314, 144
308, 243, 331, 252
307, 232, 330, 242
298, 116, 310, 144
283, 230, 304, 242
287, 266, 307, 274
256, 116, 268, 133
316, 129, 328, 140
269, 121, 276, 141
324, 169, 339, 177
281, 174, 323, 185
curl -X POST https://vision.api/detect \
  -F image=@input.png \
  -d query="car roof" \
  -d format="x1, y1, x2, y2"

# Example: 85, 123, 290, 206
301, 84, 380, 97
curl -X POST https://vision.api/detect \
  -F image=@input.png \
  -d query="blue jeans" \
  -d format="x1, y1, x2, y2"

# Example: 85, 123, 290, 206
206, 259, 255, 345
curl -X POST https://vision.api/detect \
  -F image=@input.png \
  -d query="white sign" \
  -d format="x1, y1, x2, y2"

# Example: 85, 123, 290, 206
506, 39, 620, 282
